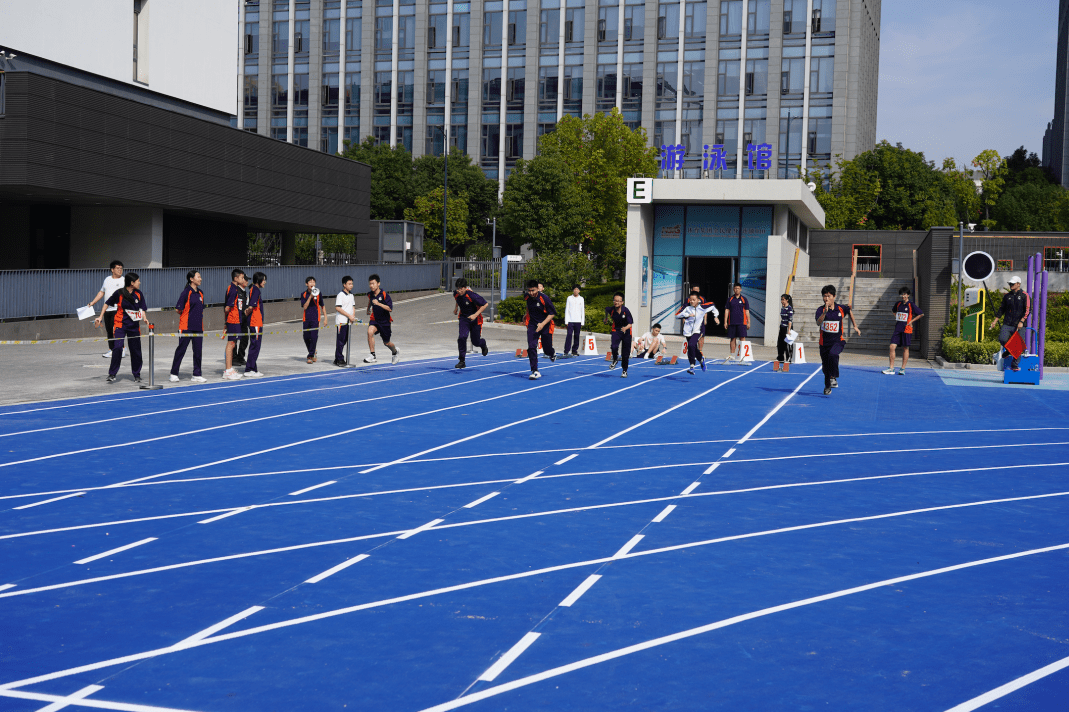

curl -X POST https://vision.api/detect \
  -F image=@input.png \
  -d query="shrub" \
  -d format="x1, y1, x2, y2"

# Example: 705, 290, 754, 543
495, 296, 527, 323
1044, 341, 1069, 367
940, 337, 1002, 364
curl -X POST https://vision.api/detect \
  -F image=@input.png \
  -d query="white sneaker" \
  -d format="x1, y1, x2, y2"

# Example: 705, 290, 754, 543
102, 352, 111, 358
363, 354, 377, 363
191, 376, 208, 383
169, 374, 180, 382
243, 370, 264, 378
223, 369, 242, 380
529, 370, 541, 380
882, 367, 896, 375
896, 368, 906, 375
391, 350, 400, 365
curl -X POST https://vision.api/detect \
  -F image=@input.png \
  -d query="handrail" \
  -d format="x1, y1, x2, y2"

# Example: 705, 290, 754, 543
785, 247, 800, 295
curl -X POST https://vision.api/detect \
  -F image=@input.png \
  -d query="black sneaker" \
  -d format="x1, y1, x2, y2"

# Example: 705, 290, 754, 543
333, 359, 346, 367
571, 351, 579, 357
133, 376, 142, 383
609, 358, 619, 370
106, 375, 117, 384
824, 386, 832, 395
481, 343, 489, 357
455, 360, 467, 369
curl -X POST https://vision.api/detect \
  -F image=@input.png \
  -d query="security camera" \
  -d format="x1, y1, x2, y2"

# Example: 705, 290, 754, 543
967, 223, 976, 232
807, 181, 816, 192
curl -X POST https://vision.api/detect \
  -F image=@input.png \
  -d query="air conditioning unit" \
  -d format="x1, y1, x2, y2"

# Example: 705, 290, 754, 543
428, 26, 437, 48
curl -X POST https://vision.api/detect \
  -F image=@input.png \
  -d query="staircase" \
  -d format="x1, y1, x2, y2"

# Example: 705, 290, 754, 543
789, 276, 919, 352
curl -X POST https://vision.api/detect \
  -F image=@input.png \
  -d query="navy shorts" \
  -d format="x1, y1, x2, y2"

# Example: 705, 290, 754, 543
226, 323, 242, 342
370, 321, 392, 342
890, 332, 912, 347
726, 324, 747, 340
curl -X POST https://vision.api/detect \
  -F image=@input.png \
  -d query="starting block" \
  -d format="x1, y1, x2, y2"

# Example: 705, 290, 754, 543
515, 348, 527, 357
605, 351, 613, 361
654, 355, 679, 365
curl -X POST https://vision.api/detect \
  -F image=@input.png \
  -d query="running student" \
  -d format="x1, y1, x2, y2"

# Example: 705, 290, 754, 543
87, 260, 125, 359
170, 270, 207, 383
243, 272, 266, 378
301, 276, 327, 363
883, 286, 924, 375
563, 286, 585, 358
634, 323, 667, 360
365, 274, 399, 364
677, 294, 719, 374
773, 294, 794, 372
97, 272, 147, 384
604, 292, 634, 377
725, 283, 750, 359
677, 285, 708, 352
334, 275, 357, 366
222, 269, 248, 381
524, 279, 556, 380
816, 284, 861, 395
453, 278, 489, 369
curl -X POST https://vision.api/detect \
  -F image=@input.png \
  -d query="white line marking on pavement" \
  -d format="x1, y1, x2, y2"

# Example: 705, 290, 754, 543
26, 684, 104, 712
554, 454, 578, 466
612, 535, 644, 559
703, 463, 720, 474
680, 482, 701, 495
723, 448, 736, 458
288, 481, 337, 496
477, 632, 542, 682
463, 492, 500, 509
197, 507, 252, 524
515, 471, 543, 484
305, 554, 370, 583
726, 441, 1069, 465
397, 518, 445, 540
943, 654, 1069, 712
0, 584, 14, 592
558, 575, 602, 607
651, 505, 676, 523
13, 492, 85, 510
73, 538, 156, 565
0, 687, 199, 712
173, 606, 264, 649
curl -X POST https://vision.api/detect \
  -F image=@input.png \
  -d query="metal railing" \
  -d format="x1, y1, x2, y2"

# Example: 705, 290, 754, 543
0, 263, 445, 321
445, 260, 529, 292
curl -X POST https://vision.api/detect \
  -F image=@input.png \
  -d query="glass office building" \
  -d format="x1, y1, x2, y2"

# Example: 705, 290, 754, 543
235, 0, 880, 196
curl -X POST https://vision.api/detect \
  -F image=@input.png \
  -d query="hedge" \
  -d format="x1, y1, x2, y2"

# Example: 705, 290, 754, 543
941, 337, 1069, 367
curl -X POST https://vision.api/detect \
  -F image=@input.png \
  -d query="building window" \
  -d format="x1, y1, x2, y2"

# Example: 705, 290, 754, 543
346, 17, 362, 51
996, 259, 1014, 272
506, 68, 524, 106
622, 63, 642, 110
853, 245, 882, 272
684, 1, 706, 39
807, 117, 831, 157
1045, 247, 1069, 273
397, 70, 414, 106
481, 123, 500, 160
540, 9, 560, 44
656, 63, 676, 102
596, 65, 616, 112
243, 74, 258, 124
427, 70, 447, 104
506, 123, 523, 159
810, 56, 834, 94
624, 4, 644, 41
565, 7, 584, 42
273, 20, 289, 55
508, 9, 526, 45
426, 125, 446, 156
682, 62, 703, 101
746, 0, 770, 34
453, 12, 471, 47
373, 125, 390, 146
398, 15, 415, 55
781, 57, 804, 94
563, 65, 582, 112
783, 0, 806, 34
719, 0, 742, 36
294, 74, 309, 109
717, 60, 739, 96
321, 126, 339, 153
483, 68, 501, 104
658, 3, 679, 40
245, 21, 260, 55
323, 17, 341, 52
598, 6, 618, 43
745, 58, 767, 95
374, 72, 392, 107
272, 73, 288, 112
539, 67, 558, 110
452, 69, 469, 107
811, 0, 836, 34
429, 14, 446, 48
322, 72, 339, 108
484, 11, 503, 46
375, 17, 392, 50
345, 72, 361, 115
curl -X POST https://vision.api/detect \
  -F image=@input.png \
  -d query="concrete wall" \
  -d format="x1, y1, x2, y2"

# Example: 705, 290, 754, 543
624, 203, 655, 331
764, 230, 810, 345
70, 207, 163, 269
808, 229, 925, 278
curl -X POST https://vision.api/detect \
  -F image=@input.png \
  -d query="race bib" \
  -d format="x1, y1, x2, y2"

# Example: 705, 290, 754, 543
125, 309, 144, 322
896, 311, 909, 322
821, 320, 840, 333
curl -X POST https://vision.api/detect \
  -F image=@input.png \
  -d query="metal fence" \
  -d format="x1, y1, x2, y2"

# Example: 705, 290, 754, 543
0, 263, 445, 321
446, 260, 529, 293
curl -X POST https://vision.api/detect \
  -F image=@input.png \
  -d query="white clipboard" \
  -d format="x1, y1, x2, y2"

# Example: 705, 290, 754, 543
77, 306, 96, 320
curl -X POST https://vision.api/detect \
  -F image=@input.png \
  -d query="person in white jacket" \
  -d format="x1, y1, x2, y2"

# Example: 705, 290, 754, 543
677, 294, 720, 374
562, 286, 585, 357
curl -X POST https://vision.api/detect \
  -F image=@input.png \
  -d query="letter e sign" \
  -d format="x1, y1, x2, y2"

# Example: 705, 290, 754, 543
626, 178, 652, 204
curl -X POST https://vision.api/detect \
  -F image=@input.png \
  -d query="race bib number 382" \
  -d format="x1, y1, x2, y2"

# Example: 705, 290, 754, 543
821, 320, 841, 333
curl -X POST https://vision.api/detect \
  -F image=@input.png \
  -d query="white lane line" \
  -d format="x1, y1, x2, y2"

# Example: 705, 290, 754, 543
305, 554, 370, 583
725, 441, 1069, 465
0, 584, 13, 592
418, 543, 1069, 712
397, 518, 445, 540
26, 684, 104, 712
735, 368, 822, 445
288, 481, 337, 496
463, 492, 500, 509
680, 482, 701, 495
173, 606, 264, 649
723, 448, 736, 458
14, 536, 1067, 698
73, 538, 156, 565
587, 364, 767, 449
515, 471, 543, 484
477, 632, 542, 682
0, 362, 538, 473
554, 454, 578, 466
558, 574, 602, 607
197, 507, 252, 524
703, 463, 720, 475
359, 364, 672, 474
612, 535, 644, 559
944, 654, 1069, 712
13, 492, 85, 510
651, 505, 676, 523
0, 688, 197, 712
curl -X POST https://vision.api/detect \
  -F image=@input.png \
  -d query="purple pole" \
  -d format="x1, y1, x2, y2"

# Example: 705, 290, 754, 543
1026, 255, 1035, 353
1040, 270, 1048, 380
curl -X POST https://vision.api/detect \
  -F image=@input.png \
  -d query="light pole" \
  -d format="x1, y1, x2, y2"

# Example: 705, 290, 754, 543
486, 216, 496, 321
783, 110, 800, 179
433, 125, 449, 288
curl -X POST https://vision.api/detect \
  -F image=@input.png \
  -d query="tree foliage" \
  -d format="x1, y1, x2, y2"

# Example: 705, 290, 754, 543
403, 187, 473, 258
521, 251, 599, 304
501, 153, 592, 256
804, 156, 881, 229
972, 149, 1008, 229
340, 137, 414, 220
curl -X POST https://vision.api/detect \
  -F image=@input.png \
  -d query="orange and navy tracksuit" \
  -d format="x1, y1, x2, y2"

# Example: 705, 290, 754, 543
725, 294, 750, 339
890, 300, 923, 348
301, 289, 324, 358
171, 285, 205, 377
104, 287, 147, 377
245, 284, 264, 372
524, 291, 557, 370
224, 283, 246, 343
816, 302, 851, 387
606, 305, 635, 370
454, 289, 488, 360
367, 288, 394, 343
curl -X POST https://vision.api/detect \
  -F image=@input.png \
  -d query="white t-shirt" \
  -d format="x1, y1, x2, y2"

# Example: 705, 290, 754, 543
565, 294, 585, 324
637, 331, 667, 351
99, 276, 124, 312
335, 291, 356, 325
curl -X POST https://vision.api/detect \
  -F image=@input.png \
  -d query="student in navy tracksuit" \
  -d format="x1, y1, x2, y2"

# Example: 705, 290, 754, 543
524, 279, 556, 380
244, 272, 267, 377
365, 273, 399, 364
725, 283, 750, 359
453, 278, 489, 368
100, 273, 147, 383
773, 293, 794, 372
816, 284, 861, 395
170, 270, 206, 382
604, 292, 634, 377
301, 276, 327, 363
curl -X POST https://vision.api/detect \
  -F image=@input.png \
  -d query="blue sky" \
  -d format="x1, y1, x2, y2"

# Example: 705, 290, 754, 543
876, 0, 1057, 168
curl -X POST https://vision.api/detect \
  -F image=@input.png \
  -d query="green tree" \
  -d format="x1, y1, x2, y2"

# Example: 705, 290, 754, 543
340, 136, 414, 220
412, 149, 499, 229
521, 250, 599, 304
804, 155, 881, 229
531, 109, 660, 271
940, 158, 983, 226
972, 149, 1008, 230
992, 182, 1069, 231
404, 187, 473, 257
850, 141, 958, 230
501, 153, 592, 256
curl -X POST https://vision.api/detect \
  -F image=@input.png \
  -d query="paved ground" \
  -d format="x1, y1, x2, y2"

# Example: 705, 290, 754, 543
0, 291, 931, 407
